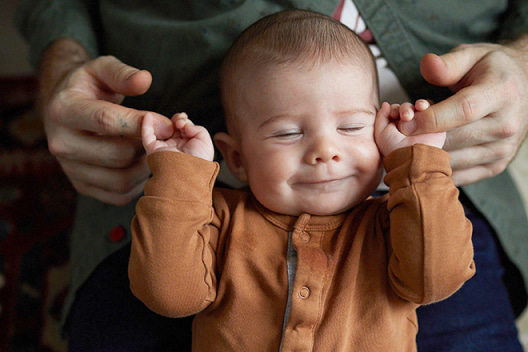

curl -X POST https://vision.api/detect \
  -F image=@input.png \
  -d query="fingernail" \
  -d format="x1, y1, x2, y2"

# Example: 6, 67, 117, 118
155, 120, 174, 139
400, 120, 416, 135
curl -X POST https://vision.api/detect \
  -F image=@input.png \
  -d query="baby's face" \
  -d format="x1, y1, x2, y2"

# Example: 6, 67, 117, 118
234, 60, 382, 216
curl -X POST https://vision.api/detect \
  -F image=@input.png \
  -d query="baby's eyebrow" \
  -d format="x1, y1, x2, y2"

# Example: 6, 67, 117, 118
257, 108, 376, 130
335, 108, 376, 117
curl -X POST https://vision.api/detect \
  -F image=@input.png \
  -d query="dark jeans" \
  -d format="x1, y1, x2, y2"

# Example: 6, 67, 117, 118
68, 202, 525, 351
67, 244, 193, 352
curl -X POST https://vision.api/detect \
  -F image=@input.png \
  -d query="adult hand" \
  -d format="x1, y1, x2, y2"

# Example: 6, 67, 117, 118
400, 38, 528, 186
39, 39, 173, 205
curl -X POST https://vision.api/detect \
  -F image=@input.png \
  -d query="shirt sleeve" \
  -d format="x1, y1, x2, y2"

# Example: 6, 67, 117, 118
383, 144, 475, 305
15, 0, 100, 68
129, 151, 221, 318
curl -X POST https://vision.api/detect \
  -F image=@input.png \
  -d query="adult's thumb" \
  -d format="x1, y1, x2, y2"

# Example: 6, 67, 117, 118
420, 45, 488, 87
86, 55, 152, 96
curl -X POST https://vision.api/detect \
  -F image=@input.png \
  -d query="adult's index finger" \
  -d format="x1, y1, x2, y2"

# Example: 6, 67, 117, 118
402, 84, 496, 135
69, 99, 170, 138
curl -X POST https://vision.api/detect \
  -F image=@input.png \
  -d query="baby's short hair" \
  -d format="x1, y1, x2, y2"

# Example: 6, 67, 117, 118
220, 9, 378, 132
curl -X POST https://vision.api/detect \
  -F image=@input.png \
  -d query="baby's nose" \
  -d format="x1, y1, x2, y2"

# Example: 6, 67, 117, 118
304, 137, 341, 165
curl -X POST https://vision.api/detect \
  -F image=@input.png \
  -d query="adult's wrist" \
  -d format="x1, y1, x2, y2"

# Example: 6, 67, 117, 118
504, 34, 528, 74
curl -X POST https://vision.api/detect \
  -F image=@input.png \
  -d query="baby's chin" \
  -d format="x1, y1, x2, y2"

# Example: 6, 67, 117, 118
275, 199, 363, 217
302, 203, 359, 216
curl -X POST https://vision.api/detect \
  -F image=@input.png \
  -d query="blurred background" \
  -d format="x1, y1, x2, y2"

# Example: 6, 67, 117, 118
1, 0, 74, 351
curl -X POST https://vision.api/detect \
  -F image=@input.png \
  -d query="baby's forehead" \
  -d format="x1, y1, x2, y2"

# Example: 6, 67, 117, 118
233, 52, 375, 91
231, 62, 377, 119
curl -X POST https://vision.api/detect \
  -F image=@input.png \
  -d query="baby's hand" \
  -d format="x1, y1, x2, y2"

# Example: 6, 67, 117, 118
375, 100, 446, 157
390, 99, 431, 125
142, 112, 215, 161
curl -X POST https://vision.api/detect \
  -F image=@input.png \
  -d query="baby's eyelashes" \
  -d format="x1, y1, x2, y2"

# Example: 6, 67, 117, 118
338, 125, 366, 134
268, 129, 303, 140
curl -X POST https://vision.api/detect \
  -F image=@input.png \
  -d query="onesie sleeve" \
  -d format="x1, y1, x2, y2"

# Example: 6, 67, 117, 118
383, 144, 475, 305
129, 151, 221, 317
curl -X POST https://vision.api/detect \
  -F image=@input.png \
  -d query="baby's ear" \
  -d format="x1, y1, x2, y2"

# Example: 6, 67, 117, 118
213, 132, 248, 183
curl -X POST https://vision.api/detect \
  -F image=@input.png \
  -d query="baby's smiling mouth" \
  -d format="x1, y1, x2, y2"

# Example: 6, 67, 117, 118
293, 176, 351, 190
300, 179, 339, 184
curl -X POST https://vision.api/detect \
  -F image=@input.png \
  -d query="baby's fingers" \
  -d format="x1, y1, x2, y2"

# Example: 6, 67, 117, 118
173, 112, 190, 131
171, 112, 214, 161
142, 113, 166, 154
415, 99, 431, 112
390, 104, 401, 119
399, 102, 415, 122
142, 113, 157, 146
172, 113, 204, 140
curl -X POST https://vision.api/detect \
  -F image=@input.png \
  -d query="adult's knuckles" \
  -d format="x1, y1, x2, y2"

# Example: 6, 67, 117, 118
47, 136, 72, 159
92, 55, 120, 73
488, 160, 509, 177
88, 140, 138, 168
457, 92, 480, 123
496, 120, 519, 139
46, 91, 72, 123
492, 142, 515, 162
96, 55, 136, 84
92, 106, 119, 134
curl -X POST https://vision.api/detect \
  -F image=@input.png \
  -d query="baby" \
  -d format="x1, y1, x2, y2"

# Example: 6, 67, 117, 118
129, 9, 474, 352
